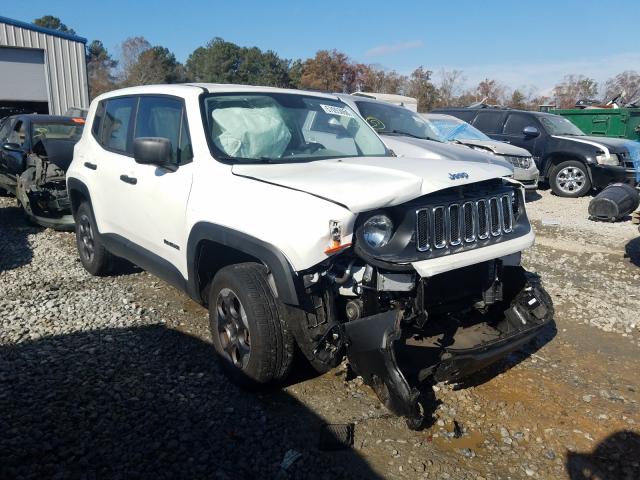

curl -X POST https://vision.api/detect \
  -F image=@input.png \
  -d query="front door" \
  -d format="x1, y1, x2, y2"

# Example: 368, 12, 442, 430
119, 95, 194, 275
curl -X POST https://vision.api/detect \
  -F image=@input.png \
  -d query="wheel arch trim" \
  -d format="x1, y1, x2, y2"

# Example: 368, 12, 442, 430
186, 222, 300, 306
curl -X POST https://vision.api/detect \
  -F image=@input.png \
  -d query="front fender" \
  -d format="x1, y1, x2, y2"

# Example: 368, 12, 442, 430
186, 222, 301, 306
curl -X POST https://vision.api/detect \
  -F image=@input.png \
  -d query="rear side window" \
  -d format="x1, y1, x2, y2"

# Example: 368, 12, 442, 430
503, 113, 535, 135
473, 112, 503, 134
134, 96, 192, 165
101, 97, 136, 153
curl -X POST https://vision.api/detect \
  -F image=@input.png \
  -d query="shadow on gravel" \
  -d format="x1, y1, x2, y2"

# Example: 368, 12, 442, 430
624, 236, 640, 267
566, 430, 640, 479
452, 321, 557, 391
0, 203, 42, 272
0, 325, 382, 480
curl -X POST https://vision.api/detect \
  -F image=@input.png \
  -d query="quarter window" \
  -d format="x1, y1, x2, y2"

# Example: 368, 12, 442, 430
503, 114, 535, 136
101, 97, 136, 153
134, 96, 192, 165
92, 101, 105, 138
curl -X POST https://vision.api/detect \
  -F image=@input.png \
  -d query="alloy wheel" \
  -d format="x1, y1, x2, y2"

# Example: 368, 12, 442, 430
78, 214, 95, 263
215, 288, 251, 368
556, 166, 586, 194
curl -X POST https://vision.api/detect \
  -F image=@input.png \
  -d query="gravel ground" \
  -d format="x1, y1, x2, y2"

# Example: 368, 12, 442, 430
1, 192, 640, 480
525, 188, 639, 246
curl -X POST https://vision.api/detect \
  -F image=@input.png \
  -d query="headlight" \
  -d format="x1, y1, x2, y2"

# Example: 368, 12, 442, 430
503, 156, 532, 169
596, 153, 620, 166
362, 215, 393, 248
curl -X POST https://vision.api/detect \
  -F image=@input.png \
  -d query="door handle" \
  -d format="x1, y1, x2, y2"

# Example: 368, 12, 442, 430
119, 174, 137, 185
84, 162, 97, 170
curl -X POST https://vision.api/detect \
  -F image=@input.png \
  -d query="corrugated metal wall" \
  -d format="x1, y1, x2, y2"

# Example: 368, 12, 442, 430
0, 21, 89, 115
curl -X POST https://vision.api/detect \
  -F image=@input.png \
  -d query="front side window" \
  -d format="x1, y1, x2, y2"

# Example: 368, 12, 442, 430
101, 97, 136, 153
134, 96, 192, 165
7, 120, 25, 145
503, 114, 535, 136
355, 101, 442, 141
539, 115, 585, 136
202, 93, 387, 163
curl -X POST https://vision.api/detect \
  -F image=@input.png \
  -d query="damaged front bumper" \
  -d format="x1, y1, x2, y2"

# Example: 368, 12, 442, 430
343, 275, 554, 428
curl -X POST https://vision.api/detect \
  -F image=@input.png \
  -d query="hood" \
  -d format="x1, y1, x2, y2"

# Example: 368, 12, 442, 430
453, 138, 532, 157
232, 156, 513, 213
381, 134, 514, 170
552, 134, 631, 154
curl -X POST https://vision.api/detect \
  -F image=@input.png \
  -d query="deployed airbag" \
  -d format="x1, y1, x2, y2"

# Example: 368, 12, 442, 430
211, 106, 291, 159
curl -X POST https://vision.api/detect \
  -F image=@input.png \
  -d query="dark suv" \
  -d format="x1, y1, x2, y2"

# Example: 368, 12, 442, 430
434, 107, 639, 197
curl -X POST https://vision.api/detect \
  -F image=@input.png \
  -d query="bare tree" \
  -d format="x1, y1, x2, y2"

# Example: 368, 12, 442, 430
118, 37, 152, 84
553, 74, 598, 109
603, 71, 640, 103
476, 78, 509, 105
436, 69, 466, 107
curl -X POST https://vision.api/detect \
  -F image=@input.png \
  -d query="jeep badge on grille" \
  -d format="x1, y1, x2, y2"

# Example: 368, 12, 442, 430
449, 172, 469, 180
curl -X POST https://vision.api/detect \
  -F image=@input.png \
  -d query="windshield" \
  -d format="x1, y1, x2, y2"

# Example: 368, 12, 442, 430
539, 115, 585, 136
425, 116, 490, 142
32, 121, 84, 143
202, 93, 388, 163
354, 101, 443, 142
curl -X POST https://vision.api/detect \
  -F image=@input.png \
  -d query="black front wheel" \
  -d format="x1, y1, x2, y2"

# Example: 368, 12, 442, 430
75, 202, 114, 275
550, 160, 592, 198
208, 263, 294, 388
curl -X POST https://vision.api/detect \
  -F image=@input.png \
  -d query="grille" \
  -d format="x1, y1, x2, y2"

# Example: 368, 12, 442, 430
416, 192, 516, 252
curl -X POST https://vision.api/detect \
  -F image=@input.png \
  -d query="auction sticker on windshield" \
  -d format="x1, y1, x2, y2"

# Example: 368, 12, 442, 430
320, 104, 354, 117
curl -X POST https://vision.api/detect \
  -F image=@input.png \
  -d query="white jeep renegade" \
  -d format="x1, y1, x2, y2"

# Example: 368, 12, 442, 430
67, 84, 553, 428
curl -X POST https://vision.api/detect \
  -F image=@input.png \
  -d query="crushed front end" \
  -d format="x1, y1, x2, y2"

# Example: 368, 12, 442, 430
16, 140, 74, 230
296, 179, 554, 428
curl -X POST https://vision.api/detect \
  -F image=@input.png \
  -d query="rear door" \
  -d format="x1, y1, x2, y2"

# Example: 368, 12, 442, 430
89, 96, 138, 238
496, 113, 542, 156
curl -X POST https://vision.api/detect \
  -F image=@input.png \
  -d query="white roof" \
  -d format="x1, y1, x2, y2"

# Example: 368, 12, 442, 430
95, 83, 340, 101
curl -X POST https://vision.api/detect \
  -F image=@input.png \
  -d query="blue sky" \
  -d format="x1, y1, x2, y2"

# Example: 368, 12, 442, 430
3, 0, 639, 94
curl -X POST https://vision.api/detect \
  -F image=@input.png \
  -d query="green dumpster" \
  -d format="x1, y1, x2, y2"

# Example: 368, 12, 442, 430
550, 107, 640, 142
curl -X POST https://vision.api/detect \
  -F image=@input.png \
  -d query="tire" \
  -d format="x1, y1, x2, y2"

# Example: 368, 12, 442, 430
75, 202, 114, 275
549, 160, 592, 198
208, 263, 294, 388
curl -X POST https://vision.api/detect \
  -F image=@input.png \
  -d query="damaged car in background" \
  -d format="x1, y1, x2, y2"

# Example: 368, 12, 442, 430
67, 85, 554, 429
0, 114, 84, 229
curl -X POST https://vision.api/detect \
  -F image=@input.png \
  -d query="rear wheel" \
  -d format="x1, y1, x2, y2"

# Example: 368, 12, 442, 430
75, 202, 114, 275
208, 263, 294, 388
550, 160, 591, 197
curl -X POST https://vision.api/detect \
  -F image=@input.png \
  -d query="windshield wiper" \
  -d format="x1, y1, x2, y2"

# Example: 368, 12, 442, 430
389, 129, 442, 142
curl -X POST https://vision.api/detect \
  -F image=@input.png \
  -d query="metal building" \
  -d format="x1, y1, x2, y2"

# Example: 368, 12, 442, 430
0, 15, 89, 116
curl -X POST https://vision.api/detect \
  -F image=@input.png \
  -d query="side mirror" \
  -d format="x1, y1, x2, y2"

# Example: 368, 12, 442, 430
133, 137, 174, 170
2, 142, 23, 153
523, 126, 540, 137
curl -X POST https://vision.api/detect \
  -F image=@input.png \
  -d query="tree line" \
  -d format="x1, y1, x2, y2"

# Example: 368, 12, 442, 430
34, 15, 640, 112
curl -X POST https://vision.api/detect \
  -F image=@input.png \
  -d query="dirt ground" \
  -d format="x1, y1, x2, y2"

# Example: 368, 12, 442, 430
2, 188, 639, 479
